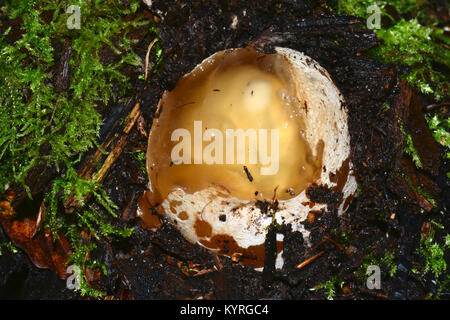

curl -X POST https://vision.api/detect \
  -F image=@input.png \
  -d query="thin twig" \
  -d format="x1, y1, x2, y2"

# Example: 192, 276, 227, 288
193, 269, 215, 277
64, 101, 142, 212
145, 38, 158, 81
296, 251, 325, 270
424, 102, 450, 112
32, 202, 46, 238
306, 238, 327, 255
323, 236, 346, 252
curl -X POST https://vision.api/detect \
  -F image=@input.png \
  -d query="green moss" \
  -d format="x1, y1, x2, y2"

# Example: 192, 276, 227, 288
374, 19, 449, 100
426, 112, 450, 178
393, 168, 437, 207
421, 233, 450, 299
376, 208, 388, 223
380, 252, 398, 277
66, 242, 106, 298
381, 103, 390, 111
399, 119, 423, 169
148, 25, 163, 75
404, 132, 423, 169
0, 241, 18, 256
355, 184, 362, 196
335, 0, 449, 101
45, 166, 133, 237
0, 0, 147, 297
416, 186, 436, 207
404, 176, 437, 208
415, 228, 449, 279
356, 249, 398, 284
334, 230, 352, 249
128, 149, 147, 178
55, 170, 134, 298
433, 275, 450, 300
0, 0, 147, 193
337, 0, 450, 178
426, 113, 450, 153
335, 0, 420, 18
310, 275, 344, 300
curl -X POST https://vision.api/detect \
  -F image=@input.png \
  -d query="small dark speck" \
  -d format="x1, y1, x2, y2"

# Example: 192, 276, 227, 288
254, 191, 259, 196
219, 214, 226, 222
213, 89, 221, 92
251, 90, 254, 96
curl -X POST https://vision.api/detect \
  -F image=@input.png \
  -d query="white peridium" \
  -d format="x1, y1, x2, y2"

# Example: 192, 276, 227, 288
144, 47, 358, 270
142, 0, 152, 8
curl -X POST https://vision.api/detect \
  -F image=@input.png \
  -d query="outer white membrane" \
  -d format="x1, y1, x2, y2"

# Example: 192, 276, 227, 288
142, 47, 358, 270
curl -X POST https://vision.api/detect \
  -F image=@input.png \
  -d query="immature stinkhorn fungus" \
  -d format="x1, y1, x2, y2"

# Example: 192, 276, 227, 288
140, 46, 357, 269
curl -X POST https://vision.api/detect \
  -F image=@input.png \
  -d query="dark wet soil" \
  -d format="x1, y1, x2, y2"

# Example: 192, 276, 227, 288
1, 0, 449, 300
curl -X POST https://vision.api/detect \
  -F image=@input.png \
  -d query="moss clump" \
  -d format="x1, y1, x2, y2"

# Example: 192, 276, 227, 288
398, 119, 423, 169
356, 249, 398, 283
0, 0, 148, 296
0, 241, 18, 256
394, 170, 437, 208
310, 275, 344, 300
411, 225, 450, 299
426, 112, 450, 164
45, 166, 133, 238
336, 0, 450, 181
403, 130, 423, 169
128, 149, 147, 178
0, 0, 146, 193
335, 0, 449, 101
374, 19, 449, 101
414, 229, 449, 279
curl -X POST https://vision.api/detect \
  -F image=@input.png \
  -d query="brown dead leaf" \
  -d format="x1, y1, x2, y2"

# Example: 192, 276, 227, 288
0, 216, 72, 279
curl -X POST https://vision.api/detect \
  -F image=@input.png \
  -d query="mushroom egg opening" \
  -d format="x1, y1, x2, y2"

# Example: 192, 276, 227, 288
140, 46, 357, 270
147, 46, 323, 203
